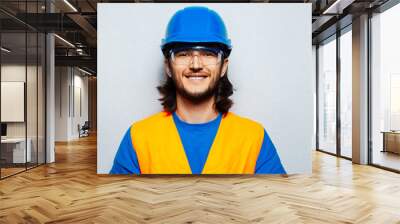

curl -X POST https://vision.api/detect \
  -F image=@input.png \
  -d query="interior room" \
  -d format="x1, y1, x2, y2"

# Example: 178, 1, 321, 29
0, 0, 399, 223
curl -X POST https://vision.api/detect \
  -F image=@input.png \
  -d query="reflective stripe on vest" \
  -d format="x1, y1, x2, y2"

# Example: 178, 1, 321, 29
130, 112, 264, 174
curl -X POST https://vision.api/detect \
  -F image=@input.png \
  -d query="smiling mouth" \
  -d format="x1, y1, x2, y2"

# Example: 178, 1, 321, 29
184, 74, 209, 80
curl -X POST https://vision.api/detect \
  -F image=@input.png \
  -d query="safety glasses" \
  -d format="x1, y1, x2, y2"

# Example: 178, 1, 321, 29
169, 46, 223, 66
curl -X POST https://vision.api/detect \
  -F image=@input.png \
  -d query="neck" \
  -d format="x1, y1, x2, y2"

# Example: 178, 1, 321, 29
175, 94, 219, 124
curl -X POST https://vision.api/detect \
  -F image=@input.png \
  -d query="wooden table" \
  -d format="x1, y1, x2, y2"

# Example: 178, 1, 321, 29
381, 131, 400, 154
1, 138, 32, 164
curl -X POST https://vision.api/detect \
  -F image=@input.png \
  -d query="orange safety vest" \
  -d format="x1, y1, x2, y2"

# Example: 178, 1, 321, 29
130, 112, 264, 174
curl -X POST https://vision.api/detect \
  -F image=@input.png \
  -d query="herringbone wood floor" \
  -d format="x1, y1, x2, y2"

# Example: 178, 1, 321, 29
1, 135, 400, 224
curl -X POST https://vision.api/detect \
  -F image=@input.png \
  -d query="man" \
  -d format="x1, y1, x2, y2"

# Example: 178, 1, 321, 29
110, 6, 286, 174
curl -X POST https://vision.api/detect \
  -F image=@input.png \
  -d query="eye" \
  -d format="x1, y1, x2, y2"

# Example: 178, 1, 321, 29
203, 51, 217, 57
175, 51, 189, 57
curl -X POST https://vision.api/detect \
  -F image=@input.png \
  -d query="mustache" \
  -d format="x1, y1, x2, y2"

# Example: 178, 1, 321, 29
183, 72, 210, 77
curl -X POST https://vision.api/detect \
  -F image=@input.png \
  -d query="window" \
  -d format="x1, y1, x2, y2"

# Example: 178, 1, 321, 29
318, 37, 337, 154
371, 3, 400, 171
340, 29, 352, 158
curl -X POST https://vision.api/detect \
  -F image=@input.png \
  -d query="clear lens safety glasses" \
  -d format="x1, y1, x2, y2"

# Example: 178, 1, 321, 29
169, 47, 223, 66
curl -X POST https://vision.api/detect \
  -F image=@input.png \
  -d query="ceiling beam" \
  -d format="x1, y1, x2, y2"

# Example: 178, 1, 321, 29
67, 13, 97, 46
55, 55, 96, 70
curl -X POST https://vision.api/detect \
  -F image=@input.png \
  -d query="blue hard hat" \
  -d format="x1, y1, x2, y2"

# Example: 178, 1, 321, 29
161, 6, 232, 56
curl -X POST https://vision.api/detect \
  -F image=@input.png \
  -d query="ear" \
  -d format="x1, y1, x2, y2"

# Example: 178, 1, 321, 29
220, 58, 229, 77
164, 59, 172, 77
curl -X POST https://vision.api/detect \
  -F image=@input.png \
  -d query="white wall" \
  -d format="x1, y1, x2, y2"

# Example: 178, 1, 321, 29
1, 82, 24, 122
55, 66, 69, 141
1, 63, 46, 163
72, 72, 89, 138
1, 65, 39, 138
312, 45, 317, 150
55, 67, 89, 141
1, 65, 26, 130
98, 3, 313, 174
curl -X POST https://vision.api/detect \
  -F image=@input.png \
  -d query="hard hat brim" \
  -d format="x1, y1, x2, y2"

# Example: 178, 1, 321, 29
162, 42, 232, 58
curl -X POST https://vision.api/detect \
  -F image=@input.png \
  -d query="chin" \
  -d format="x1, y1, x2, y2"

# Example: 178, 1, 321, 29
185, 89, 208, 97
177, 83, 217, 102
182, 85, 205, 93
183, 90, 212, 101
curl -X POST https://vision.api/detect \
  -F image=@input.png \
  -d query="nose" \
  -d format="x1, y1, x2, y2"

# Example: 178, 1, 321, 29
189, 52, 203, 70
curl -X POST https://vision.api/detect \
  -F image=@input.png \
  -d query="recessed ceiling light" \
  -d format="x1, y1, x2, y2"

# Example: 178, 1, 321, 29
322, 0, 354, 15
54, 34, 75, 48
1, 47, 11, 53
78, 67, 93, 76
63, 0, 78, 12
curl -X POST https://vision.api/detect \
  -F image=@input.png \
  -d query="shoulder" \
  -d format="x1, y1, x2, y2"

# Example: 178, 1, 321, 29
224, 112, 264, 131
223, 112, 264, 139
130, 111, 171, 131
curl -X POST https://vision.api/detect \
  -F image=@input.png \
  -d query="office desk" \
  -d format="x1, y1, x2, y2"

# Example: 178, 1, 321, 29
1, 138, 32, 163
382, 131, 400, 154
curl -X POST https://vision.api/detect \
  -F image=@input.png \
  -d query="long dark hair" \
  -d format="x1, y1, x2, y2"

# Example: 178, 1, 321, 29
157, 73, 234, 114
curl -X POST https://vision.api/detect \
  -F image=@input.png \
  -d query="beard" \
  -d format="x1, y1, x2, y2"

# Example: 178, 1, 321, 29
171, 74, 221, 104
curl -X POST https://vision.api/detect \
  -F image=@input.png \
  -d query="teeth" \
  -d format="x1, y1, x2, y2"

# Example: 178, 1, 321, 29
187, 76, 206, 80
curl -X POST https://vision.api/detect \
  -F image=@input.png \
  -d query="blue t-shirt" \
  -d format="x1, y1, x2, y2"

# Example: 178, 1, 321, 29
110, 113, 286, 174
